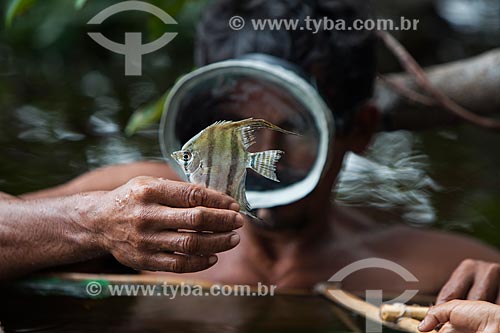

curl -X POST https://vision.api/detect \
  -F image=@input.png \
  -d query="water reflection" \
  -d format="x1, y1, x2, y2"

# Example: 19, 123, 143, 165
0, 45, 15, 76
81, 71, 112, 98
85, 137, 144, 168
88, 114, 120, 135
15, 105, 85, 143
0, 293, 356, 333
437, 0, 500, 32
129, 81, 158, 109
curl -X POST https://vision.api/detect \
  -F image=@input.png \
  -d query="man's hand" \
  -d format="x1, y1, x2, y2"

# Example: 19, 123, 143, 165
419, 300, 500, 333
89, 176, 244, 273
436, 259, 500, 305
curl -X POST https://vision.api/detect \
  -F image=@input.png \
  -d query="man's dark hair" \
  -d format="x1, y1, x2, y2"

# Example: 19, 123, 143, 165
195, 0, 377, 130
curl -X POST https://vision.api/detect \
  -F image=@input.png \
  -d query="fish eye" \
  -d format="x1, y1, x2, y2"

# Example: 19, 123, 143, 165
182, 152, 192, 162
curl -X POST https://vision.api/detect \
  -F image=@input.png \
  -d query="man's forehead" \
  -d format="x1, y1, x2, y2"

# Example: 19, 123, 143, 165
218, 79, 307, 126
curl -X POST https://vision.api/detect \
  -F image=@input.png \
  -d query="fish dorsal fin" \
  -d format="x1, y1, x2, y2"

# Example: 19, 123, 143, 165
247, 150, 283, 182
237, 118, 296, 150
182, 120, 232, 148
241, 125, 257, 150
202, 120, 232, 134
212, 120, 231, 126
182, 121, 231, 148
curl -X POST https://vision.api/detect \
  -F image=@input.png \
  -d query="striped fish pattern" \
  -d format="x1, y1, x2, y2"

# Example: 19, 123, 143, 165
171, 118, 295, 218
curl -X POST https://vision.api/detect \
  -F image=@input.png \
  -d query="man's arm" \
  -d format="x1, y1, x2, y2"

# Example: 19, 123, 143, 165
389, 226, 500, 301
0, 177, 243, 281
22, 161, 179, 199
0, 193, 107, 279
424, 231, 500, 304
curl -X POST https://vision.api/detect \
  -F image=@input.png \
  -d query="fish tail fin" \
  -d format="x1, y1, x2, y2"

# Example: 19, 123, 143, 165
247, 150, 283, 182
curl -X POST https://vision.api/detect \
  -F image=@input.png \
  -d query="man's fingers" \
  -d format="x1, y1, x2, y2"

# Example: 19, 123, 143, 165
436, 265, 474, 305
139, 179, 239, 211
495, 287, 500, 304
151, 206, 245, 232
418, 313, 441, 332
467, 264, 500, 302
144, 231, 240, 255
434, 323, 460, 333
418, 301, 460, 332
140, 252, 218, 273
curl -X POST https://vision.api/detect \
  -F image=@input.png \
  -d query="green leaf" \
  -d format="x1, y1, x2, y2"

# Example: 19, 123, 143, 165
125, 91, 169, 136
74, 0, 88, 10
5, 0, 37, 27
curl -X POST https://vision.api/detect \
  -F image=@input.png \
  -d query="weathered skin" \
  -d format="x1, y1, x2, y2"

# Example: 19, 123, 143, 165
419, 300, 500, 333
0, 177, 244, 281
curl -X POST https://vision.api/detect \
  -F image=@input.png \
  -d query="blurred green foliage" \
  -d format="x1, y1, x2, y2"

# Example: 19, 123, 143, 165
0, 0, 207, 194
6, 0, 91, 27
75, 0, 88, 10
124, 89, 169, 136
2, 0, 208, 135
6, 0, 37, 27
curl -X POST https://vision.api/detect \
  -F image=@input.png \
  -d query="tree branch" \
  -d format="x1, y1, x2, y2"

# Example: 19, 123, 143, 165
375, 44, 500, 131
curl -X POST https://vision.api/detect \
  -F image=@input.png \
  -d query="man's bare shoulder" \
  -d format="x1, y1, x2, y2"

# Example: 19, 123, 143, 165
334, 205, 500, 263
366, 225, 500, 291
378, 225, 500, 261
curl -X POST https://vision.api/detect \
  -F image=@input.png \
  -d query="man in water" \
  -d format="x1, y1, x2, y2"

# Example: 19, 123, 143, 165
1, 0, 500, 302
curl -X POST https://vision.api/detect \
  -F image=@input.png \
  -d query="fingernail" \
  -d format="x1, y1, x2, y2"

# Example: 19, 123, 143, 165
209, 255, 218, 265
229, 202, 240, 212
230, 233, 240, 246
418, 317, 428, 331
235, 214, 245, 228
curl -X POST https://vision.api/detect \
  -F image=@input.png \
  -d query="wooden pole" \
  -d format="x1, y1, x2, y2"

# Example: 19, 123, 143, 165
315, 283, 437, 333
380, 303, 429, 321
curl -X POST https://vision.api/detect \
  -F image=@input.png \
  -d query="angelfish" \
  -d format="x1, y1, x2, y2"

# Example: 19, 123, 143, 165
171, 118, 295, 218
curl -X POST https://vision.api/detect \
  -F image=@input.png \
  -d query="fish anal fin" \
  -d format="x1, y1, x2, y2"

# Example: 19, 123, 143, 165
240, 209, 260, 220
233, 174, 263, 222
247, 150, 283, 182
233, 178, 252, 212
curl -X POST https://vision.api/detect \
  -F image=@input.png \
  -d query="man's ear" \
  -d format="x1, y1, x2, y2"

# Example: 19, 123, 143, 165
346, 102, 380, 154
